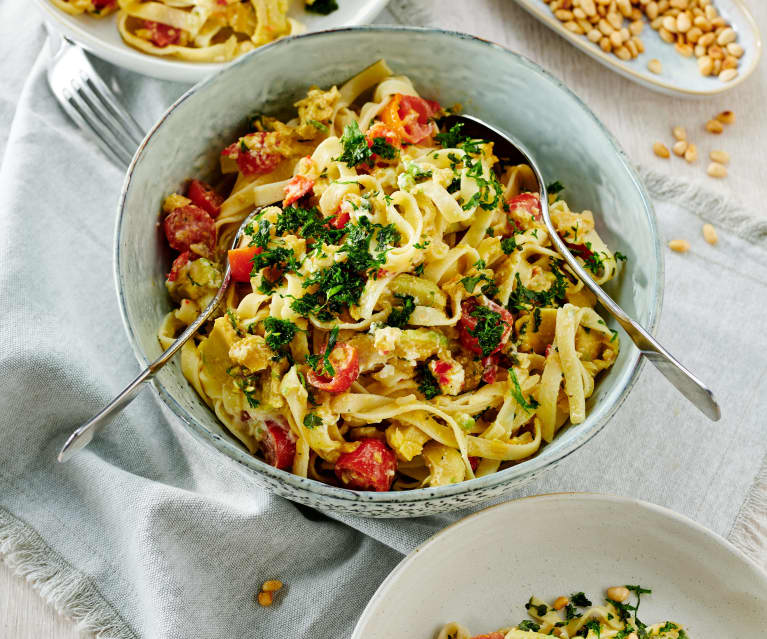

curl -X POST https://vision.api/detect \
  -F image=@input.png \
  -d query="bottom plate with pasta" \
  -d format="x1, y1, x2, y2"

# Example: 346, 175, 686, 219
350, 494, 767, 639
155, 60, 625, 493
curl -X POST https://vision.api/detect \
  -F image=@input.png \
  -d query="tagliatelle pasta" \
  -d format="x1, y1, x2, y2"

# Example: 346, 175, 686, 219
155, 60, 625, 491
49, 0, 338, 62
437, 585, 690, 639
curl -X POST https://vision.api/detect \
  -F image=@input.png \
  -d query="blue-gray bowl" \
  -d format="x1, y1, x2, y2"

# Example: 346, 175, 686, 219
115, 26, 663, 518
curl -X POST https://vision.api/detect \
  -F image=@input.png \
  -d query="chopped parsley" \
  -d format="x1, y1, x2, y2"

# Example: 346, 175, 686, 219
303, 413, 323, 429
615, 251, 628, 262
509, 368, 539, 413
576, 619, 601, 637
571, 592, 592, 607
546, 180, 565, 195
370, 136, 399, 160
304, 0, 338, 15
245, 217, 272, 248
417, 363, 441, 399
413, 239, 431, 249
517, 620, 541, 632
309, 325, 340, 378
337, 120, 370, 167
507, 262, 568, 311
263, 316, 300, 357
387, 294, 416, 328
226, 366, 259, 408
501, 235, 521, 254
226, 309, 244, 337
525, 599, 548, 616
435, 122, 467, 148
565, 603, 581, 620
468, 305, 505, 357
307, 119, 328, 132
414, 263, 425, 276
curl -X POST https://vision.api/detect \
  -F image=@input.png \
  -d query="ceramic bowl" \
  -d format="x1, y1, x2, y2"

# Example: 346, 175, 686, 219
115, 27, 663, 518
352, 493, 767, 638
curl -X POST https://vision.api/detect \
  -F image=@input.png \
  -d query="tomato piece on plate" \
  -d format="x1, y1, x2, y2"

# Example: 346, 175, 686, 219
481, 354, 499, 384
222, 132, 282, 177
366, 122, 401, 152
381, 94, 441, 145
327, 210, 350, 230
260, 419, 296, 470
92, 0, 116, 9
468, 456, 480, 472
187, 179, 223, 218
306, 343, 360, 393
459, 297, 514, 357
166, 250, 191, 282
143, 20, 181, 47
283, 175, 315, 207
507, 192, 541, 222
334, 438, 397, 492
163, 205, 216, 256
563, 241, 595, 261
228, 246, 263, 282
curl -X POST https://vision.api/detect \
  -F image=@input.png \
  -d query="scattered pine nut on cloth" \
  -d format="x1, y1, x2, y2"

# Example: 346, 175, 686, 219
1, 4, 766, 639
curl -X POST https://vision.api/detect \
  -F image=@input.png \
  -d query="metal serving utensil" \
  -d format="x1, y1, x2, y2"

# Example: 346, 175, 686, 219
446, 114, 720, 421
57, 208, 267, 462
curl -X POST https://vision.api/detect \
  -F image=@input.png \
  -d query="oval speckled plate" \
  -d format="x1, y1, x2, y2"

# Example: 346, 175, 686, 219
513, 0, 761, 97
352, 494, 767, 639
34, 0, 390, 83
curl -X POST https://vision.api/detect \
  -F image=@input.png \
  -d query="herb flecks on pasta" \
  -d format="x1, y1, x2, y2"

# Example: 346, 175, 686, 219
437, 585, 690, 639
157, 60, 623, 492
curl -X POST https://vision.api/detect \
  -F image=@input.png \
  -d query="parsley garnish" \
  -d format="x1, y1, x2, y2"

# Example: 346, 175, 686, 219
547, 180, 565, 195
370, 136, 399, 160
435, 122, 467, 148
263, 317, 300, 356
576, 619, 601, 637
509, 369, 539, 412
304, 0, 338, 14
414, 263, 425, 276
468, 305, 505, 356
501, 235, 520, 254
571, 592, 592, 607
417, 363, 441, 399
615, 251, 628, 262
226, 309, 243, 337
517, 620, 541, 632
303, 413, 323, 429
507, 262, 568, 311
308, 119, 328, 132
565, 603, 581, 620
337, 121, 370, 167
387, 294, 416, 328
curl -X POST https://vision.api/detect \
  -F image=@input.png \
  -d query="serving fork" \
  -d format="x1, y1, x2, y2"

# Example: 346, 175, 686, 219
45, 23, 144, 167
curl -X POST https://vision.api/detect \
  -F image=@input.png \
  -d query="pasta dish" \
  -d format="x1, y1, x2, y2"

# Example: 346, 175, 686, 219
49, 0, 338, 61
438, 585, 689, 639
156, 60, 624, 491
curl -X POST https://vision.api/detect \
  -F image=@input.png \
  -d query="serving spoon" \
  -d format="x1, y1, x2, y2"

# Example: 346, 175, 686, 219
57, 207, 267, 462
445, 114, 720, 421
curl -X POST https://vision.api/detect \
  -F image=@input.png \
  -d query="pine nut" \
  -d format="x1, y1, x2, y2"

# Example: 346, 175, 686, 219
600, 36, 612, 51
715, 110, 735, 124
553, 596, 570, 610
581, 0, 597, 16
668, 239, 690, 252
686, 26, 702, 42
262, 580, 283, 592
555, 9, 575, 20
698, 32, 715, 47
698, 55, 713, 75
610, 30, 625, 47
257, 591, 274, 606
598, 18, 615, 34
672, 125, 686, 141
672, 140, 688, 156
662, 15, 677, 32
564, 20, 585, 33
617, 0, 632, 17
648, 58, 663, 73
708, 44, 724, 60
705, 119, 724, 134
646, 1, 659, 19
675, 42, 693, 57
716, 27, 736, 45
722, 55, 738, 70
651, 16, 663, 29
709, 149, 729, 164
684, 143, 698, 163
653, 142, 670, 158
573, 7, 587, 19
719, 68, 738, 82
711, 17, 727, 29
694, 16, 712, 32
632, 36, 645, 52
659, 27, 675, 43
608, 11, 624, 29
727, 42, 744, 57
707, 161, 727, 178
626, 38, 639, 56
676, 12, 691, 32
615, 45, 632, 60
702, 223, 718, 245
712, 58, 722, 74
629, 19, 643, 35
705, 4, 717, 20
588, 28, 603, 42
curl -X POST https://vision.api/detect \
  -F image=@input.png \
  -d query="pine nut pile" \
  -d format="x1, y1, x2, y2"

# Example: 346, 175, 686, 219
541, 0, 743, 82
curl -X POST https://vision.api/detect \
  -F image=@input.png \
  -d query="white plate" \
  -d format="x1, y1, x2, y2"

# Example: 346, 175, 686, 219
512, 0, 762, 97
352, 494, 767, 638
34, 0, 390, 83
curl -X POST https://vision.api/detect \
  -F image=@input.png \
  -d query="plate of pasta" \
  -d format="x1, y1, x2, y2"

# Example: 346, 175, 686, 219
351, 494, 767, 638
35, 0, 390, 82
116, 27, 663, 517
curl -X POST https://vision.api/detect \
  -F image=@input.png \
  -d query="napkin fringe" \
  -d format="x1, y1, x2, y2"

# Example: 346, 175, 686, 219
729, 456, 767, 571
0, 507, 136, 639
638, 167, 767, 248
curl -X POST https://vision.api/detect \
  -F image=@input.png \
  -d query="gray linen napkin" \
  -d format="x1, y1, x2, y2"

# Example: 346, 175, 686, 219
1, 2, 765, 638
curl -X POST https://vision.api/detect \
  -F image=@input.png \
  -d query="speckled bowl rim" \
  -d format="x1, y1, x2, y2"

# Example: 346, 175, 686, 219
115, 26, 664, 507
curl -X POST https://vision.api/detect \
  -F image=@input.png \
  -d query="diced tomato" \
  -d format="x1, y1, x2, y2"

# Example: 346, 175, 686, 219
163, 205, 216, 256
283, 175, 315, 207
469, 456, 480, 472
306, 342, 360, 394
259, 419, 296, 471
334, 438, 397, 492
222, 133, 282, 177
92, 0, 116, 9
470, 633, 505, 639
481, 355, 499, 384
381, 93, 441, 145
327, 210, 350, 230
166, 250, 191, 282
563, 241, 595, 260
366, 122, 401, 151
187, 179, 223, 218
143, 20, 181, 47
507, 192, 542, 221
459, 298, 514, 357
432, 360, 453, 387
228, 246, 263, 282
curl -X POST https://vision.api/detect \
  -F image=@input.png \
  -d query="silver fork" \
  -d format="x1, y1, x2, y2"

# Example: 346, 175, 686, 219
45, 23, 145, 168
